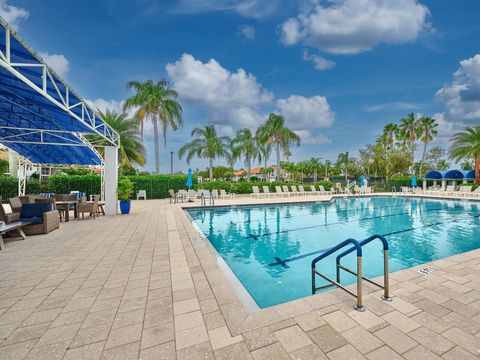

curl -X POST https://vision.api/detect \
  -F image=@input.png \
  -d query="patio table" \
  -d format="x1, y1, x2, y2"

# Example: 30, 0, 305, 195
0, 220, 33, 250
55, 200, 78, 222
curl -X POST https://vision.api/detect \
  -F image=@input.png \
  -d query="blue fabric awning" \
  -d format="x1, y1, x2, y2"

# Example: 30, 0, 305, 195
0, 20, 117, 165
465, 170, 476, 179
424, 170, 443, 179
443, 169, 465, 179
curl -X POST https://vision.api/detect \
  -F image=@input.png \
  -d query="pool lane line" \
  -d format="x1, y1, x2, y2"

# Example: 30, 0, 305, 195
267, 212, 480, 269
245, 206, 465, 240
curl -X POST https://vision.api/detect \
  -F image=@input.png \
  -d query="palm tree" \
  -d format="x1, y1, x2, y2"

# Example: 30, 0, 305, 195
449, 125, 480, 184
337, 152, 349, 181
232, 128, 258, 180
417, 116, 438, 176
178, 125, 231, 181
284, 150, 292, 161
256, 113, 300, 181
399, 113, 419, 173
383, 123, 398, 149
123, 79, 183, 173
308, 157, 322, 182
256, 142, 272, 181
87, 110, 146, 167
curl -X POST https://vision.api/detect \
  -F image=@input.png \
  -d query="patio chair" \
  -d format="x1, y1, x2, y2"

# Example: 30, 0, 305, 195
177, 189, 187, 202
187, 189, 196, 202
281, 186, 292, 196
319, 185, 333, 195
298, 185, 309, 195
168, 189, 178, 204
35, 197, 57, 210
458, 186, 473, 197
444, 185, 456, 196
275, 186, 286, 197
77, 195, 99, 220
335, 183, 345, 194
220, 189, 233, 199
136, 190, 147, 200
8, 197, 23, 213
308, 185, 319, 195
211, 189, 219, 199
290, 185, 301, 196
0, 198, 20, 223
196, 189, 207, 199
251, 186, 263, 198
20, 203, 59, 235
467, 188, 480, 198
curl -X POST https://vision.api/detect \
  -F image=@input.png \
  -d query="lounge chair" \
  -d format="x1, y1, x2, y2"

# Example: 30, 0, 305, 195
177, 190, 187, 202
298, 185, 309, 195
458, 186, 473, 197
319, 185, 333, 195
275, 186, 286, 197
467, 188, 480, 198
282, 186, 292, 196
168, 189, 178, 203
251, 186, 263, 198
290, 185, 301, 196
444, 185, 456, 196
220, 189, 233, 199
211, 189, 219, 199
309, 185, 320, 195
335, 183, 345, 194
262, 186, 274, 198
136, 190, 147, 200
187, 190, 196, 202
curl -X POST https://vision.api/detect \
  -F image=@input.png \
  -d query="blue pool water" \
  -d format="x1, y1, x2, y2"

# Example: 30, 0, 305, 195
187, 197, 480, 308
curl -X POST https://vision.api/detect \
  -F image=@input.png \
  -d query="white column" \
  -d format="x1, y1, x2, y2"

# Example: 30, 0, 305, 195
104, 146, 118, 216
423, 180, 427, 190
8, 149, 17, 177
441, 180, 446, 191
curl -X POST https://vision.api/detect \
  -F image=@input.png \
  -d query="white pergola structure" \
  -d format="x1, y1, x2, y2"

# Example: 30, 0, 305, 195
0, 17, 120, 215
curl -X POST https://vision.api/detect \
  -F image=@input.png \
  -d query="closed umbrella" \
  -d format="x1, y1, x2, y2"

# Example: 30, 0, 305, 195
359, 175, 365, 187
411, 176, 417, 187
186, 168, 193, 189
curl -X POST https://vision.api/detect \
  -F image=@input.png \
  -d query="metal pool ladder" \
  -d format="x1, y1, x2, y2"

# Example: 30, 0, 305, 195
311, 234, 391, 311
391, 186, 397, 197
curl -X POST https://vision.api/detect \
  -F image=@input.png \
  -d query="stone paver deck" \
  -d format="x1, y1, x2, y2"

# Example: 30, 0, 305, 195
0, 194, 480, 359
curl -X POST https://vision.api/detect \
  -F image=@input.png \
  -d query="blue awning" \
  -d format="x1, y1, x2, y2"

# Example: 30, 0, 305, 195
0, 20, 117, 166
444, 169, 465, 179
465, 170, 476, 179
424, 170, 443, 179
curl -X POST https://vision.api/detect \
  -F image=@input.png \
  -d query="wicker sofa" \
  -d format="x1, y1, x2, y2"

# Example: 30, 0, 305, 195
20, 203, 59, 235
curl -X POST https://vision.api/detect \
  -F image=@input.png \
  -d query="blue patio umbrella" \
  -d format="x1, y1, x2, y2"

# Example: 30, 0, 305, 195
359, 175, 365, 187
411, 176, 417, 187
186, 168, 193, 189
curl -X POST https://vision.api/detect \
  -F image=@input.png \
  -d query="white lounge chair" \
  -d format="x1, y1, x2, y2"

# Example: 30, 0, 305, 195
211, 189, 219, 199
458, 186, 473, 197
290, 185, 302, 196
309, 185, 320, 195
136, 190, 147, 200
251, 186, 263, 198
187, 190, 196, 202
177, 189, 187, 202
298, 185, 309, 195
275, 186, 286, 197
262, 186, 274, 198
282, 186, 292, 196
467, 188, 480, 198
220, 189, 232, 199
319, 185, 333, 195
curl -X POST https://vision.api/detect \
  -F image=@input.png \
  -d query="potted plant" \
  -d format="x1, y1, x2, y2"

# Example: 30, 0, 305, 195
117, 179, 133, 214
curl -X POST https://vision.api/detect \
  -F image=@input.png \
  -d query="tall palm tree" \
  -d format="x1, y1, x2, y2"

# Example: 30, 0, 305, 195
417, 116, 438, 176
399, 113, 419, 173
337, 152, 349, 181
256, 113, 300, 181
87, 110, 146, 167
308, 157, 322, 182
449, 126, 480, 185
123, 79, 183, 173
178, 125, 231, 181
256, 142, 272, 181
232, 128, 258, 180
383, 123, 398, 149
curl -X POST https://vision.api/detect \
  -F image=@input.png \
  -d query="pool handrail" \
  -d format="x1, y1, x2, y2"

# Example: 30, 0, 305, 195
311, 238, 365, 311
336, 234, 392, 301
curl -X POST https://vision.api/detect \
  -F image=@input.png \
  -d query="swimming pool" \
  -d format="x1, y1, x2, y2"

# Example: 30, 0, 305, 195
187, 196, 480, 308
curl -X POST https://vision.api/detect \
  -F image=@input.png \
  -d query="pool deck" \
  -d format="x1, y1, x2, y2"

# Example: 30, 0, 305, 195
0, 194, 480, 359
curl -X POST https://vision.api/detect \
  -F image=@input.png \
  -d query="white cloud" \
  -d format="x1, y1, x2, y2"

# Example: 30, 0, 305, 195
295, 130, 332, 145
0, 0, 28, 30
166, 53, 272, 127
281, 0, 430, 55
435, 54, 480, 122
362, 101, 427, 112
172, 0, 280, 19
39, 52, 70, 78
276, 95, 334, 130
302, 51, 335, 71
86, 98, 124, 114
238, 24, 255, 40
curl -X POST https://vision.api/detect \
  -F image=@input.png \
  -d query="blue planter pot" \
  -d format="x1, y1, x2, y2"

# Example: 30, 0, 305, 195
119, 200, 131, 214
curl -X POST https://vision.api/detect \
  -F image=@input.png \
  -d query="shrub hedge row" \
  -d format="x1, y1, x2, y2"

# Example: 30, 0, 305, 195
196, 180, 333, 194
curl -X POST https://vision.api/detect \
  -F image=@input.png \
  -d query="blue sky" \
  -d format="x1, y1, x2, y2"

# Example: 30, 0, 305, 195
2, 0, 479, 172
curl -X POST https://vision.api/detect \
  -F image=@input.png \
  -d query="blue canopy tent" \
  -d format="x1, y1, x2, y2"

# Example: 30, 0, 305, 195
424, 170, 443, 180
443, 169, 464, 180
0, 18, 120, 214
465, 170, 475, 180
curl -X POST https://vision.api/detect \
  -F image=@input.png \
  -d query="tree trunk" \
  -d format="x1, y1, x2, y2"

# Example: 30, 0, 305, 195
276, 143, 281, 182
247, 158, 252, 181
475, 156, 480, 185
411, 142, 415, 175
264, 157, 268, 182
209, 158, 214, 181
314, 169, 317, 182
153, 116, 160, 174
420, 141, 427, 177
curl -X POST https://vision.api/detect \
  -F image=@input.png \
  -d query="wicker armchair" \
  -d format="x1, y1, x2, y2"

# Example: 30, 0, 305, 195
8, 197, 23, 213
77, 195, 99, 220
0, 197, 20, 223
20, 203, 59, 235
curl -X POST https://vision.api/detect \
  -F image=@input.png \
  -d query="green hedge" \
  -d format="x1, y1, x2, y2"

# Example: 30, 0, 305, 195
196, 180, 333, 194
0, 174, 197, 201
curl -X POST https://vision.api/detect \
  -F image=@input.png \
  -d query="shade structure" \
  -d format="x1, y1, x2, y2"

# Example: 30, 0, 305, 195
465, 170, 476, 179
0, 17, 119, 166
424, 170, 443, 179
443, 169, 464, 180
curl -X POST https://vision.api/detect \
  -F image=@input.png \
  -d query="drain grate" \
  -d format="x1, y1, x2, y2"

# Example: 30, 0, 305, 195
418, 266, 438, 275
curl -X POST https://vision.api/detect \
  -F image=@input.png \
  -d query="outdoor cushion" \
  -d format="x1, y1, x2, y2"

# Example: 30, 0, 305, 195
20, 216, 43, 225
20, 203, 52, 225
